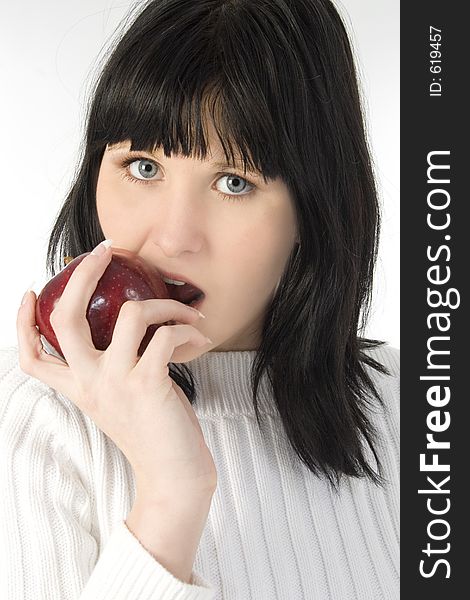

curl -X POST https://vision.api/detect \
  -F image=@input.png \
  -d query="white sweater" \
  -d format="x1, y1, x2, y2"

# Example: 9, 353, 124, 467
0, 343, 399, 599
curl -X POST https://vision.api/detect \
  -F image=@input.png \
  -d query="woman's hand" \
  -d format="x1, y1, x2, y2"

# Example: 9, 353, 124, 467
16, 242, 217, 501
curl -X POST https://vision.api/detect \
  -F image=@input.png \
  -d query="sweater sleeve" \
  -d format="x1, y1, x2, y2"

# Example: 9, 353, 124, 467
0, 347, 215, 600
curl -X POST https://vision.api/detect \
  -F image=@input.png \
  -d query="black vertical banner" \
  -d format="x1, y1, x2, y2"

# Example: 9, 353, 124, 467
401, 1, 467, 598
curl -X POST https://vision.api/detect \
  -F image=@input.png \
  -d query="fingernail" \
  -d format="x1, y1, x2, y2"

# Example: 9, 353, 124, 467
205, 337, 213, 344
20, 280, 36, 306
91, 239, 113, 256
187, 306, 206, 318
21, 290, 31, 306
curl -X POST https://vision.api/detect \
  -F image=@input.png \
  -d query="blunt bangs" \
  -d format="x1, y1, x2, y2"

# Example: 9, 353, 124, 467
85, 0, 304, 185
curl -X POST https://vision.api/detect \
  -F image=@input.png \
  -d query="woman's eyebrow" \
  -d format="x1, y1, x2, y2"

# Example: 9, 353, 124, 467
210, 159, 260, 175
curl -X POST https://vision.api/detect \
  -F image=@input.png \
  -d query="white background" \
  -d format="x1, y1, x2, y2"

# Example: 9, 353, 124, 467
0, 0, 399, 349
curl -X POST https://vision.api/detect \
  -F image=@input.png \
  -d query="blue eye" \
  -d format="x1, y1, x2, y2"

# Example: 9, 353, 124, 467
216, 174, 253, 197
119, 154, 256, 203
128, 159, 159, 180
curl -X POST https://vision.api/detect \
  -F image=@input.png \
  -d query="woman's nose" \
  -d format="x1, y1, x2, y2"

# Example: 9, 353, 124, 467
150, 191, 205, 257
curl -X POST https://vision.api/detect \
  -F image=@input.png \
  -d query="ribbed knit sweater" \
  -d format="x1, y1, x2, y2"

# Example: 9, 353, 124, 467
0, 343, 399, 599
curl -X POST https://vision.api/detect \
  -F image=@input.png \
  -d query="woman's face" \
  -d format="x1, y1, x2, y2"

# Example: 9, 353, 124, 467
96, 123, 298, 360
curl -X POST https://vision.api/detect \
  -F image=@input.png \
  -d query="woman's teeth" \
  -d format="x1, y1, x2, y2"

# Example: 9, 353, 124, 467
162, 276, 186, 286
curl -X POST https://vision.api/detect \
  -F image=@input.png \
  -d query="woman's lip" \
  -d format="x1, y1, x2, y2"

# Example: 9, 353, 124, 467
189, 294, 205, 310
158, 269, 204, 295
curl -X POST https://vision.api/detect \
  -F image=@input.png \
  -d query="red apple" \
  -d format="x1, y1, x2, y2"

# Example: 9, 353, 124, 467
35, 247, 170, 361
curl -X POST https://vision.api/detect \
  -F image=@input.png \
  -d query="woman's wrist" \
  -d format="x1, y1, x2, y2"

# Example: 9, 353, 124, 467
125, 491, 214, 584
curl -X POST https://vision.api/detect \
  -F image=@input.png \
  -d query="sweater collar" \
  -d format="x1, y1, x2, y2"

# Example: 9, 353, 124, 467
182, 350, 277, 418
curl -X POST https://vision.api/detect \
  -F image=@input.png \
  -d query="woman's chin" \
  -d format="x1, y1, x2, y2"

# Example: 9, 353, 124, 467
170, 343, 213, 364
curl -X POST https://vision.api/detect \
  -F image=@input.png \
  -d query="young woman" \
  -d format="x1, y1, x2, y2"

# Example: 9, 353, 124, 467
1, 1, 399, 598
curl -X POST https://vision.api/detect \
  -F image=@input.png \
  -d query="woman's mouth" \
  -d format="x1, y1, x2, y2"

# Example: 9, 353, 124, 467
161, 274, 205, 309
185, 294, 205, 310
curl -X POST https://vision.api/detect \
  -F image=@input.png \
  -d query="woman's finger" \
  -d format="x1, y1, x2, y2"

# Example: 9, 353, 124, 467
132, 323, 211, 381
105, 299, 204, 374
16, 290, 76, 398
50, 241, 112, 373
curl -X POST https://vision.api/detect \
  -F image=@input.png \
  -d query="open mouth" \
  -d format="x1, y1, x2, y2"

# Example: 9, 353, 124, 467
162, 277, 205, 308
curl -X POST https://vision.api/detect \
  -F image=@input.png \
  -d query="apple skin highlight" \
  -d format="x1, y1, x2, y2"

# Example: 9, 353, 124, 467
35, 247, 170, 361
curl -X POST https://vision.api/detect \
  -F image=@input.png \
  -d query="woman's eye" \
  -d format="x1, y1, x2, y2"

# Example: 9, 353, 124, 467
216, 174, 254, 196
123, 157, 255, 199
128, 159, 160, 180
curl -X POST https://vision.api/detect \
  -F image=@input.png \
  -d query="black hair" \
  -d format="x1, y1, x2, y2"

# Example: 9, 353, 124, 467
46, 0, 390, 492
